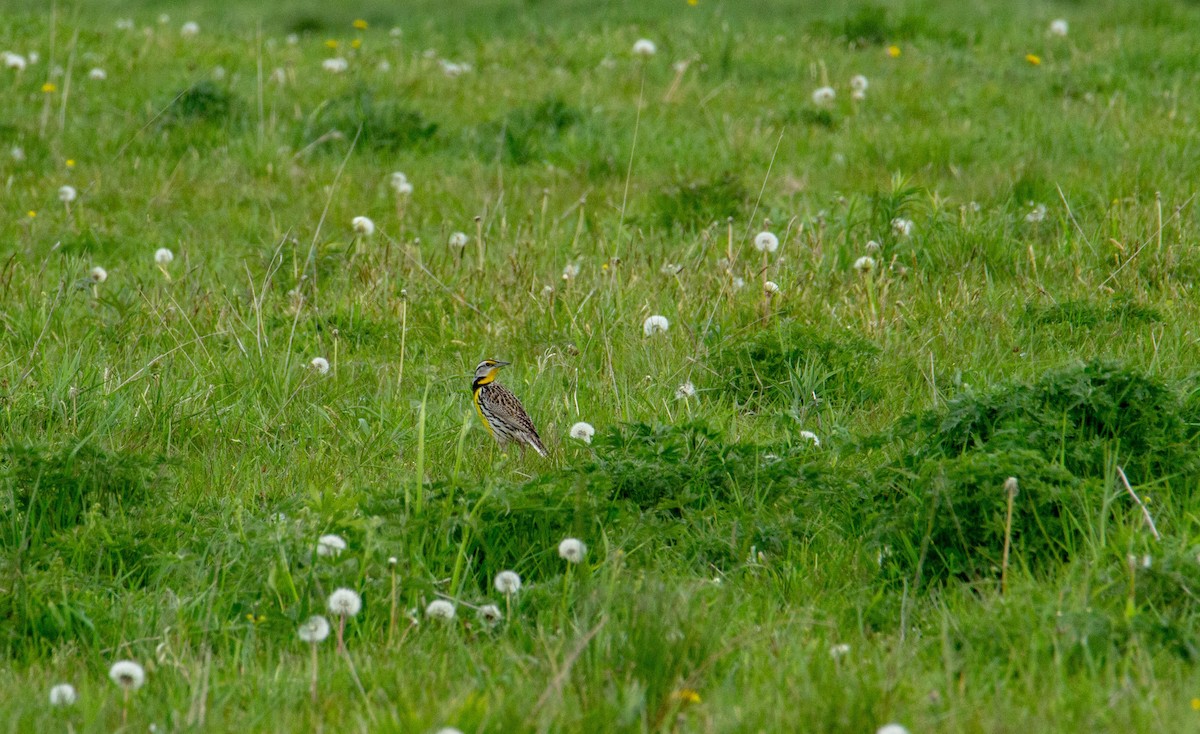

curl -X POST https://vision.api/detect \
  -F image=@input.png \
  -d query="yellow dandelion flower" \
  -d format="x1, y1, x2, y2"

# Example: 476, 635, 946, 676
325, 39, 339, 49
353, 19, 368, 30
1025, 54, 1041, 66
41, 82, 57, 93
66, 159, 76, 168
687, 0, 698, 5
887, 45, 901, 58
351, 38, 362, 49
1192, 698, 1200, 711
672, 689, 702, 704
27, 210, 36, 218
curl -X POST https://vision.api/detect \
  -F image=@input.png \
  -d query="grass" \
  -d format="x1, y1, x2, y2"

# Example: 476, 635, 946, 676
3, 0, 1200, 731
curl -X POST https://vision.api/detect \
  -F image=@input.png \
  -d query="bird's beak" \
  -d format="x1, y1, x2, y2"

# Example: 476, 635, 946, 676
495, 361, 511, 367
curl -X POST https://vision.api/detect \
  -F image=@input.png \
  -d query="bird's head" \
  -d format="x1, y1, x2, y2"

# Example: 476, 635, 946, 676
473, 359, 510, 386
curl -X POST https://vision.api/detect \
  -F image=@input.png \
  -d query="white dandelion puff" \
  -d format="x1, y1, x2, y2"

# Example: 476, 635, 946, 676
90, 266, 108, 283
327, 588, 362, 618
48, 683, 77, 706
4, 52, 28, 72
322, 57, 349, 74
180, 21, 200, 38
562, 263, 580, 280
494, 570, 522, 594
425, 599, 456, 620
448, 231, 469, 249
478, 604, 502, 626
632, 39, 657, 57
390, 27, 403, 38
850, 74, 869, 92
799, 430, 820, 446
811, 86, 836, 105
558, 537, 586, 564
351, 216, 376, 236
58, 185, 77, 203
753, 231, 779, 254
1049, 19, 1069, 37
115, 18, 135, 30
1004, 476, 1019, 497
891, 217, 913, 237
88, 67, 107, 81
865, 239, 882, 255
436, 729, 464, 734
297, 615, 331, 643
763, 280, 780, 295
569, 421, 595, 444
829, 643, 851, 659
876, 725, 910, 734
642, 314, 670, 336
732, 276, 746, 290
154, 248, 174, 265
851, 88, 866, 101
269, 67, 286, 84
854, 256, 876, 274
390, 172, 413, 195
1025, 203, 1047, 223
309, 357, 330, 375
11, 145, 25, 161
316, 534, 347, 557
108, 661, 146, 691
675, 382, 696, 400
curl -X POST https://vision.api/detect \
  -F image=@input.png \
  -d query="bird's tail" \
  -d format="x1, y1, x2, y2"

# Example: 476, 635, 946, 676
527, 434, 548, 458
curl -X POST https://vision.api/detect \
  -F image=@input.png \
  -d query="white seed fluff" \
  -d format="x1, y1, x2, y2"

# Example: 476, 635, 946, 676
850, 74, 869, 92
48, 683, 77, 706
310, 357, 330, 375
854, 256, 876, 274
642, 314, 670, 336
351, 216, 376, 236
877, 725, 911, 734
108, 660, 146, 691
322, 57, 349, 74
812, 86, 836, 105
154, 248, 174, 265
58, 185, 77, 203
316, 534, 347, 557
297, 615, 331, 643
632, 39, 657, 57
425, 599, 456, 620
675, 382, 696, 400
763, 280, 780, 295
558, 537, 586, 564
799, 430, 821, 446
390, 172, 413, 195
494, 570, 522, 594
753, 231, 779, 253
569, 421, 595, 444
90, 266, 108, 283
891, 217, 914, 237
180, 21, 200, 38
478, 604, 502, 626
88, 67, 107, 81
327, 588, 362, 618
448, 231, 469, 249
1050, 19, 1069, 37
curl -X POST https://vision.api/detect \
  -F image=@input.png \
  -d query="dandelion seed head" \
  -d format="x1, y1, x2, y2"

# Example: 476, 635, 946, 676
799, 430, 820, 446
108, 660, 146, 691
58, 185, 77, 203
891, 217, 914, 237
88, 67, 107, 81
3, 52, 28, 71
1025, 203, 1047, 223
1004, 476, 1019, 497
1050, 19, 1069, 37
732, 276, 745, 290
351, 215, 376, 236
448, 231, 469, 249
811, 86, 836, 105
425, 599, 456, 620
154, 248, 174, 265
851, 88, 866, 101
327, 587, 362, 617
478, 604, 502, 626
115, 18, 135, 30
322, 57, 349, 73
877, 725, 910, 734
11, 146, 25, 161
317, 534, 347, 557
854, 256, 876, 274
180, 21, 200, 38
48, 683, 77, 706
850, 74, 869, 92
436, 729, 464, 734
494, 570, 522, 595
90, 266, 108, 283
558, 537, 586, 564
829, 643, 851, 658
753, 231, 779, 254
390, 172, 413, 195
297, 615, 331, 643
632, 39, 657, 57
562, 263, 580, 280
388, 556, 399, 567
865, 240, 882, 255
675, 382, 696, 400
642, 314, 670, 336
569, 421, 595, 444
310, 357, 330, 375
763, 280, 780, 295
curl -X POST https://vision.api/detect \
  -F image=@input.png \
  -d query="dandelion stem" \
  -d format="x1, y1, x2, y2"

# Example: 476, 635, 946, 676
1117, 465, 1161, 541
387, 565, 399, 647
336, 615, 346, 654
1001, 483, 1016, 595
309, 640, 319, 705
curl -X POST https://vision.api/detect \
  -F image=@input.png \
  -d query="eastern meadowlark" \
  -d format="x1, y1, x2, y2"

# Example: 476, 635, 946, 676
472, 359, 548, 457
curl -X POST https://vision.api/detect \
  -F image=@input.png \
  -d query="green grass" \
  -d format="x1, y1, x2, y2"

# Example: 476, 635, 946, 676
3, 0, 1200, 731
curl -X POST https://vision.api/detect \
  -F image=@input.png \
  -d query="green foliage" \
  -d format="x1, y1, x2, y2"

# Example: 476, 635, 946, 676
304, 88, 438, 152
164, 81, 240, 125
1022, 299, 1162, 328
488, 96, 584, 165
650, 172, 747, 231
876, 361, 1200, 584
708, 320, 881, 408
841, 4, 889, 47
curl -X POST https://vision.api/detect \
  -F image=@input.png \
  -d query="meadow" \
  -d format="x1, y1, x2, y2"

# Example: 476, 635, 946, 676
3, 0, 1200, 731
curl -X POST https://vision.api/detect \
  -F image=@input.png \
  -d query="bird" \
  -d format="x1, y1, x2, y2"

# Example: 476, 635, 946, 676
471, 359, 548, 457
